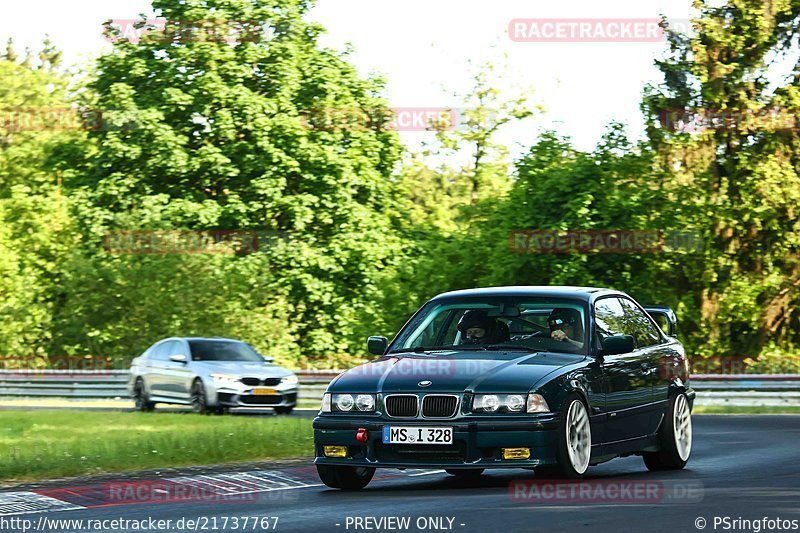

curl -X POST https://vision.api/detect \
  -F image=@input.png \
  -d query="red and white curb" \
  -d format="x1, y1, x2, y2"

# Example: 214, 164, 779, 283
0, 491, 85, 516
0, 468, 439, 516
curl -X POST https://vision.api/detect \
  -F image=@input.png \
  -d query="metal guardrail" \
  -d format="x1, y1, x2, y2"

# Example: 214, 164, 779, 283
0, 370, 336, 401
0, 371, 798, 404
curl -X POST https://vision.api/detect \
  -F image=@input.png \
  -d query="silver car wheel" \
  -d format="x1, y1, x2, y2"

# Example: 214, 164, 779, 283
673, 393, 692, 461
566, 399, 591, 474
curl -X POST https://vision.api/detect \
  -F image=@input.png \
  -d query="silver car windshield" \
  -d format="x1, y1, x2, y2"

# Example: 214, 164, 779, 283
188, 341, 264, 362
389, 297, 589, 355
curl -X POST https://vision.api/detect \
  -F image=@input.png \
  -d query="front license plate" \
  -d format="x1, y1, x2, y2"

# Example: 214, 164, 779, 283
253, 388, 278, 395
382, 426, 453, 445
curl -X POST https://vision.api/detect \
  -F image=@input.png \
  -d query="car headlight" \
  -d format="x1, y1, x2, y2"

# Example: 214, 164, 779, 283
334, 393, 354, 411
320, 393, 331, 413
355, 394, 375, 411
326, 393, 376, 412
280, 374, 298, 385
475, 394, 500, 412
526, 393, 550, 413
506, 394, 525, 412
210, 373, 240, 385
473, 394, 549, 413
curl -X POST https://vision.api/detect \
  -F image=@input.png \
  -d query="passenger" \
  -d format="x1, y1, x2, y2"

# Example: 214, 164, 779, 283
548, 308, 584, 349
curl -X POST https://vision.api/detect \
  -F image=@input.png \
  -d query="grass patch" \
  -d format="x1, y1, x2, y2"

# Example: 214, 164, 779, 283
694, 405, 800, 414
0, 411, 313, 483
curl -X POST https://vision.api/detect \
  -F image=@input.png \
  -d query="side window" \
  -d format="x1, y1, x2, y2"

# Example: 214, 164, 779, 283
172, 340, 188, 357
150, 342, 169, 361
594, 298, 627, 340
619, 299, 662, 348
162, 340, 180, 358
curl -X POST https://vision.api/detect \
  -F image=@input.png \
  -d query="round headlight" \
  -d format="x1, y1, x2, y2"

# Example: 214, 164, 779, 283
506, 394, 525, 412
480, 394, 500, 412
355, 394, 375, 411
335, 394, 354, 411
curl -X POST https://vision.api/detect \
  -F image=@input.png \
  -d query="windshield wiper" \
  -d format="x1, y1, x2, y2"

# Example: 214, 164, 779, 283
390, 346, 457, 354
390, 345, 488, 354
482, 344, 542, 352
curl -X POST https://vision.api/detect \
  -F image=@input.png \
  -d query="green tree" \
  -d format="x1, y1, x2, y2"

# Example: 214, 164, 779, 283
0, 58, 85, 360
58, 0, 405, 363
642, 0, 800, 357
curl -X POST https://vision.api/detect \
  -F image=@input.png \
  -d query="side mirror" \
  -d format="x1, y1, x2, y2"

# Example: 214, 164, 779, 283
644, 306, 678, 337
169, 354, 187, 363
601, 335, 635, 356
367, 336, 389, 356
262, 355, 275, 363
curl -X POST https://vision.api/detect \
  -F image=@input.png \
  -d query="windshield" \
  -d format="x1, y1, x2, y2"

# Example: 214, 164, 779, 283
389, 297, 589, 355
188, 340, 264, 362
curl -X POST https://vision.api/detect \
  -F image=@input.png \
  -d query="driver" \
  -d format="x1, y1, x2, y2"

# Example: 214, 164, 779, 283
457, 310, 500, 345
548, 308, 584, 348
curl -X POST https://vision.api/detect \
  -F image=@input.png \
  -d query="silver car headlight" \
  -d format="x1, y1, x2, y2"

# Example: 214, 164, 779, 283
210, 373, 240, 385
280, 374, 299, 386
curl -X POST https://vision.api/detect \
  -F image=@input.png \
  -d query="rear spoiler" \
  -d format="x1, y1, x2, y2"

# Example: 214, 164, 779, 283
644, 305, 678, 337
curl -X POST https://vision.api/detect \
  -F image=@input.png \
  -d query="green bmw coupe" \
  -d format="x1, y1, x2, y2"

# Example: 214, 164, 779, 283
313, 286, 694, 489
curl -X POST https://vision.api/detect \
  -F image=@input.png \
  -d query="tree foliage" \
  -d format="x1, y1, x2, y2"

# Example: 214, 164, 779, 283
0, 0, 798, 369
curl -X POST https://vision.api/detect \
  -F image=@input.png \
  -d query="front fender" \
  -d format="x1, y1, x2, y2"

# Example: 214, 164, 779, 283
535, 367, 596, 414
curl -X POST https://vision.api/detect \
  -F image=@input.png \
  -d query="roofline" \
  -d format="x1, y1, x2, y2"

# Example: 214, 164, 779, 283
430, 286, 626, 303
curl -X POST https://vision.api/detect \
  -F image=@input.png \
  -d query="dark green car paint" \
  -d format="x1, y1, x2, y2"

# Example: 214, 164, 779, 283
313, 286, 694, 470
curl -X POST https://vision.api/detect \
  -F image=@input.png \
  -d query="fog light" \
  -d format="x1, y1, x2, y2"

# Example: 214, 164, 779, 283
323, 445, 348, 458
502, 447, 531, 460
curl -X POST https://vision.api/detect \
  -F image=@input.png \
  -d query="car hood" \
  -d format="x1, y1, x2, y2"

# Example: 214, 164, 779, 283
329, 351, 584, 394
191, 361, 292, 377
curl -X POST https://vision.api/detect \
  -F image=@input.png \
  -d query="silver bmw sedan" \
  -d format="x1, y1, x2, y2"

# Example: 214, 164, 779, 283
128, 337, 298, 414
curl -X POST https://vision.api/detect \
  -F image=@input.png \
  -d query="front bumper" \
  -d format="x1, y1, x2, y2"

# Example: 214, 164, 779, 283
214, 387, 298, 408
313, 415, 559, 469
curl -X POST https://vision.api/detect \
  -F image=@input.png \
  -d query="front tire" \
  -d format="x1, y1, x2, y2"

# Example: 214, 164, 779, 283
538, 394, 592, 479
191, 379, 211, 415
316, 465, 375, 490
133, 379, 155, 412
643, 392, 692, 471
274, 406, 294, 415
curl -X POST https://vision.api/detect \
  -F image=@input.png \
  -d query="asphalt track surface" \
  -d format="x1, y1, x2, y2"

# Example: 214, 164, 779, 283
2, 415, 799, 533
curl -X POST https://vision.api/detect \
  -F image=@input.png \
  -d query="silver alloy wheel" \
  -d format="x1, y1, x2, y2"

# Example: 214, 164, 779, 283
673, 394, 692, 461
566, 399, 591, 474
